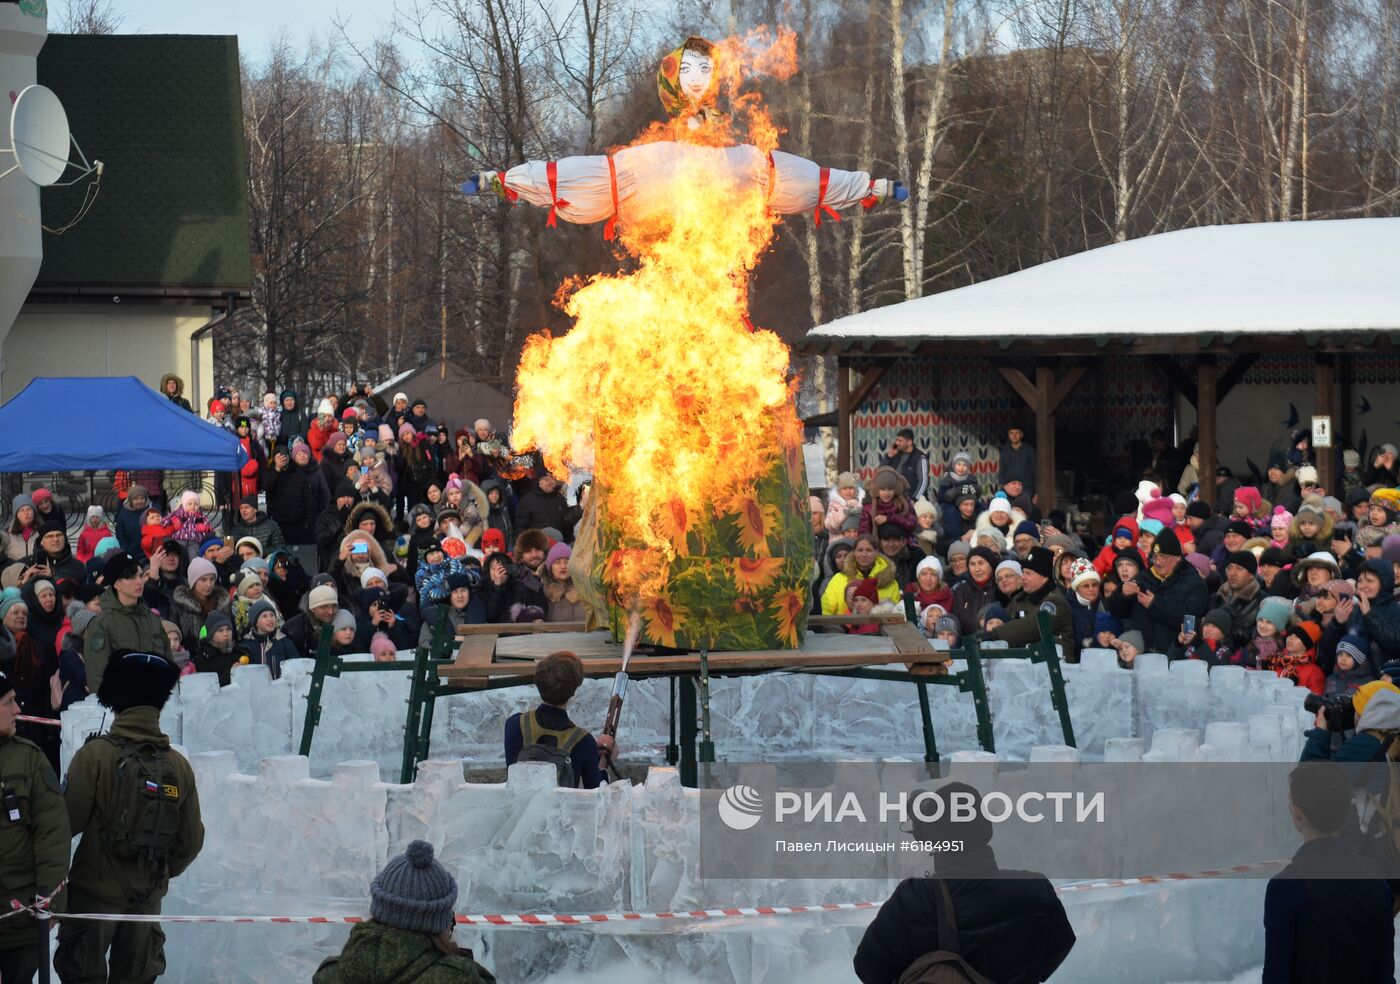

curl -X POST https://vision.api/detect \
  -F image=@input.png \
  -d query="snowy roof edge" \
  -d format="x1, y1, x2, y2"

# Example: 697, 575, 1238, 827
807, 217, 1400, 341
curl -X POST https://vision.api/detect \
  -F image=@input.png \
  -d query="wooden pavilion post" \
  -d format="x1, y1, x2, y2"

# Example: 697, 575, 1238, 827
836, 362, 889, 476
1197, 356, 1217, 507
994, 361, 1086, 513
1315, 353, 1335, 494
837, 358, 852, 474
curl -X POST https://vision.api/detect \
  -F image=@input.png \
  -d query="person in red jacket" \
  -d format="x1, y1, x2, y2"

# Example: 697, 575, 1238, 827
1091, 515, 1140, 577
1272, 621, 1326, 694
306, 400, 338, 462
74, 505, 114, 564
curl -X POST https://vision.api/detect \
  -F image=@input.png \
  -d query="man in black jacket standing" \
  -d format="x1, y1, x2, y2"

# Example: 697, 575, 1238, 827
854, 781, 1075, 983
884, 428, 930, 502
514, 475, 582, 545
1262, 763, 1392, 983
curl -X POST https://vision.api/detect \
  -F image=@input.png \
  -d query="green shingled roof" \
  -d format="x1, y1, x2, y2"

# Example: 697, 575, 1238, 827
33, 34, 252, 291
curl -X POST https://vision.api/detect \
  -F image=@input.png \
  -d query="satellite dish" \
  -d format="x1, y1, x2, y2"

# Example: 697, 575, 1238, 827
2, 85, 72, 186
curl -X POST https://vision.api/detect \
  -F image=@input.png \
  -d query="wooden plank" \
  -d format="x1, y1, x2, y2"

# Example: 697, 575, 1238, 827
808, 613, 907, 627
996, 365, 1042, 412
1216, 353, 1258, 404
1047, 364, 1088, 414
445, 633, 499, 690
457, 621, 588, 635
881, 620, 949, 677
1149, 355, 1198, 408
463, 614, 903, 636
439, 645, 947, 681
849, 364, 889, 414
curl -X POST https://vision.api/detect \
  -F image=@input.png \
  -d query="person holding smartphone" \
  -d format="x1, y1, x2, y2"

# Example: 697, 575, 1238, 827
1167, 609, 1242, 666
1104, 528, 1208, 655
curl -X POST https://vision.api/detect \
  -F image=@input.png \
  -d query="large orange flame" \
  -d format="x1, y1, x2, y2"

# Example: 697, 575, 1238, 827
512, 27, 803, 606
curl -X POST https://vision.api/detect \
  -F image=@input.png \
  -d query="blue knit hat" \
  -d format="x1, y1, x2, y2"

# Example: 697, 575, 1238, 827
370, 840, 458, 933
1336, 634, 1370, 666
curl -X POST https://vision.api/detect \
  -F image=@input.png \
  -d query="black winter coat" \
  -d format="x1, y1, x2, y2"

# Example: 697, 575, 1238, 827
1360, 558, 1400, 665
264, 464, 320, 544
114, 502, 145, 558
1105, 564, 1209, 655
1262, 837, 1393, 984
854, 857, 1076, 984
512, 482, 582, 543
951, 577, 996, 637
1191, 514, 1229, 558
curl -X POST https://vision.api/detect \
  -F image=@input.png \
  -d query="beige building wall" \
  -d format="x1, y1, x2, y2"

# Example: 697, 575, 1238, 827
2, 303, 215, 405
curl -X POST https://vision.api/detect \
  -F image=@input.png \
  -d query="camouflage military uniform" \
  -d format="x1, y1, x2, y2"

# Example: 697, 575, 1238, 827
54, 707, 203, 984
315, 921, 497, 983
0, 734, 69, 984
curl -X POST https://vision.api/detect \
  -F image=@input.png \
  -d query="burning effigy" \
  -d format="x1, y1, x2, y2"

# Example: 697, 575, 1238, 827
464, 30, 903, 652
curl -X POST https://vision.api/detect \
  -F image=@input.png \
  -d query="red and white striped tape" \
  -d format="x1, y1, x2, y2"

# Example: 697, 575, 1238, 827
17, 715, 60, 727
1053, 859, 1286, 894
41, 861, 1289, 927
50, 902, 880, 926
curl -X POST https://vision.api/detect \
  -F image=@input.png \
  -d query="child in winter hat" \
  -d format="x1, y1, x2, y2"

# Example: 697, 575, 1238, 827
1326, 634, 1376, 696
1268, 507, 1292, 550
370, 632, 398, 663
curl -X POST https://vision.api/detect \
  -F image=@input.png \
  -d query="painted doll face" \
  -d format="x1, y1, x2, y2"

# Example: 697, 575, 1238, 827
679, 49, 714, 102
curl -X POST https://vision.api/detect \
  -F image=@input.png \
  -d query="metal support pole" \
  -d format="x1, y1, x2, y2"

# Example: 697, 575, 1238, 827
400, 607, 453, 783
666, 677, 679, 766
297, 624, 335, 758
697, 649, 715, 774
400, 641, 432, 785
916, 681, 939, 763
679, 674, 697, 788
1037, 612, 1076, 747
962, 639, 996, 754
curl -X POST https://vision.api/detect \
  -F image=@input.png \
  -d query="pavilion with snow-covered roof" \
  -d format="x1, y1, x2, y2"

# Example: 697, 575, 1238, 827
799, 217, 1400, 512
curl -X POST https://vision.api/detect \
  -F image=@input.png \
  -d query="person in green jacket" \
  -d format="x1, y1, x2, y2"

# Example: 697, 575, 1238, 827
0, 669, 70, 984
315, 840, 496, 983
83, 552, 172, 693
54, 650, 203, 984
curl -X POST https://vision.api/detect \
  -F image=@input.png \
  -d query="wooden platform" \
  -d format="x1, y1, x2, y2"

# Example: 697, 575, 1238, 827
440, 615, 948, 689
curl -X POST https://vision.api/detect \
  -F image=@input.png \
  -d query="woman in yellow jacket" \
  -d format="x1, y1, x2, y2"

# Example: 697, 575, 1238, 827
821, 535, 902, 614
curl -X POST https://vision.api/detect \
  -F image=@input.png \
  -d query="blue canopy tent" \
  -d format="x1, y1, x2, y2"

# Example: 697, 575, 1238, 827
0, 377, 250, 472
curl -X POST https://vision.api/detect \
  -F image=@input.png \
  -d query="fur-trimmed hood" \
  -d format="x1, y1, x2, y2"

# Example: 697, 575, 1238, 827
839, 550, 897, 590
1288, 509, 1335, 548
540, 564, 582, 606
974, 505, 1029, 536
344, 500, 394, 539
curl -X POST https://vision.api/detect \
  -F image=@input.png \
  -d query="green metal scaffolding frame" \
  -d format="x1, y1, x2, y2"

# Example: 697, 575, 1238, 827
296, 612, 1074, 787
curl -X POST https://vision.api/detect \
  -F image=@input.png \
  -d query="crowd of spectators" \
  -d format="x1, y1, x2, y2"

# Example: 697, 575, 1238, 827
812, 425, 1400, 706
0, 374, 588, 771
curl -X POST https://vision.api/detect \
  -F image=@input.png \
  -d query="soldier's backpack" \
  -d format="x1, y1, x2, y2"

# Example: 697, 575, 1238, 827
97, 737, 183, 865
515, 711, 586, 788
896, 880, 997, 984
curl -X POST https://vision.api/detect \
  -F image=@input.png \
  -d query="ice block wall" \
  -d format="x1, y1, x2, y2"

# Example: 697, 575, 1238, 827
61, 648, 1315, 779
59, 648, 1315, 983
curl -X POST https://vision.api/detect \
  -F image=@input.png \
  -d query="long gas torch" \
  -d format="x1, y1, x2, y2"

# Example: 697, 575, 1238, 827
600, 607, 643, 776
